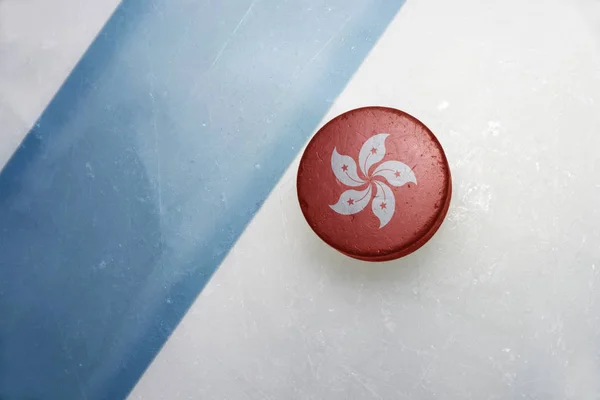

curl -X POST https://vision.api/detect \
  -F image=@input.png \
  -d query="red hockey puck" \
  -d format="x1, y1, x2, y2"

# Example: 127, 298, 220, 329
297, 107, 451, 262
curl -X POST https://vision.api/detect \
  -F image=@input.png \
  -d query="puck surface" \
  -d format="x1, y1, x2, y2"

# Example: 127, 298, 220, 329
297, 106, 451, 261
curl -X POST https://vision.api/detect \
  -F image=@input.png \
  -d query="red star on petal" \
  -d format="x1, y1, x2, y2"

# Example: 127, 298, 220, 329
341, 164, 348, 172
347, 198, 355, 205
380, 202, 387, 209
394, 171, 401, 178
370, 147, 377, 154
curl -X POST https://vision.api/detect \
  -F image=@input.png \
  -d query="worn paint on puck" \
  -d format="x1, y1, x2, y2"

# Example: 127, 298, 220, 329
297, 106, 451, 261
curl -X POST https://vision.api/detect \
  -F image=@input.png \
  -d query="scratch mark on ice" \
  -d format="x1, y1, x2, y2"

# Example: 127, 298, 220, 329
211, 0, 257, 67
149, 89, 163, 215
307, 14, 352, 66
407, 332, 456, 397
342, 365, 384, 400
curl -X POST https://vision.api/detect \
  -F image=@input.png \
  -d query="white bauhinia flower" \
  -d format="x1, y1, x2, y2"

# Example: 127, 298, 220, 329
330, 133, 417, 228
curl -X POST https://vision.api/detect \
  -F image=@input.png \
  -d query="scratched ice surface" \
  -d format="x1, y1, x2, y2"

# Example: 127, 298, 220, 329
131, 0, 600, 399
2, 0, 600, 399
0, 0, 404, 398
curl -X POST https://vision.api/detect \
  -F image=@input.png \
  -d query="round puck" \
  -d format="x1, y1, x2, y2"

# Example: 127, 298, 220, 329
297, 106, 452, 262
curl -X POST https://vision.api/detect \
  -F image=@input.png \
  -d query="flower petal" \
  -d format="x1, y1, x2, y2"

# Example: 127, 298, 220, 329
372, 181, 395, 228
358, 133, 389, 177
331, 148, 365, 187
330, 186, 372, 215
373, 160, 417, 187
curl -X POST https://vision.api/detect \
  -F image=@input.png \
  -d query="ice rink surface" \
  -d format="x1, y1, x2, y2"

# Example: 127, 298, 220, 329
2, 0, 600, 398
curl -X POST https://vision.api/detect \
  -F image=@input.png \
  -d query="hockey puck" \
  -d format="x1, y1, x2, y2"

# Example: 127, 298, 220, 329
297, 106, 452, 261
